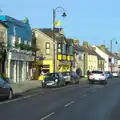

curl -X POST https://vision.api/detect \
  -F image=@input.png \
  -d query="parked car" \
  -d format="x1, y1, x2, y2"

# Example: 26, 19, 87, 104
112, 72, 119, 77
89, 70, 107, 84
0, 77, 13, 99
42, 73, 65, 87
106, 71, 113, 79
62, 72, 71, 84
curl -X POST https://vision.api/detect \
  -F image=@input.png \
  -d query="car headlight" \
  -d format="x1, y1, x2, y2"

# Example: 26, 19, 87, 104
55, 79, 58, 82
42, 80, 45, 83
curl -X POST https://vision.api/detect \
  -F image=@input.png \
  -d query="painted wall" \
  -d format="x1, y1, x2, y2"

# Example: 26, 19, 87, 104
93, 46, 109, 71
87, 55, 97, 71
0, 16, 32, 48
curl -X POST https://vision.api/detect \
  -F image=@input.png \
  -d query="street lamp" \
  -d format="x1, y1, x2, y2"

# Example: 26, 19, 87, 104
53, 6, 67, 73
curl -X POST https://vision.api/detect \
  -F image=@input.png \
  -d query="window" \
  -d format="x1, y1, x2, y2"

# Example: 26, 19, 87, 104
46, 42, 50, 49
0, 31, 4, 42
46, 49, 50, 54
45, 42, 50, 55
57, 43, 61, 53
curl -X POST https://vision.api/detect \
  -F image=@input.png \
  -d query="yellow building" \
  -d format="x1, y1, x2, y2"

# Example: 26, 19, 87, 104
32, 29, 54, 79
57, 38, 74, 72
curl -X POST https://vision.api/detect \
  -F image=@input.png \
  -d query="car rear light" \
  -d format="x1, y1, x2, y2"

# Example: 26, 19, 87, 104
100, 74, 104, 76
90, 73, 93, 76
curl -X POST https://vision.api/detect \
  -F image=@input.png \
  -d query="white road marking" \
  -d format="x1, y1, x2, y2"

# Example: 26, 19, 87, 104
40, 112, 55, 120
64, 101, 75, 107
92, 89, 96, 92
0, 91, 46, 105
80, 96, 84, 99
41, 91, 45, 94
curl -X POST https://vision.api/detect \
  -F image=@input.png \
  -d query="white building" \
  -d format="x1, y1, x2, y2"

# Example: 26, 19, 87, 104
93, 45, 109, 71
7, 49, 34, 83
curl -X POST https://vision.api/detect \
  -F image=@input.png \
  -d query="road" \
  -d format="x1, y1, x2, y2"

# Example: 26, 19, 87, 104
0, 78, 120, 120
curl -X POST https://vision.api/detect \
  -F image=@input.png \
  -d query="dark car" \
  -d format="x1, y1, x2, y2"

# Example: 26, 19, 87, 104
0, 77, 13, 99
43, 72, 65, 87
62, 72, 71, 83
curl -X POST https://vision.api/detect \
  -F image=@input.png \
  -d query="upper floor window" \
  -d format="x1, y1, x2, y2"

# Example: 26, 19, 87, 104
57, 43, 61, 54
45, 42, 50, 55
0, 31, 4, 42
46, 42, 50, 49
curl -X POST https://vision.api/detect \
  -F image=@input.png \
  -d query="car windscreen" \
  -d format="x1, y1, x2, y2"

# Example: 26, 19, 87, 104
92, 71, 103, 74
46, 73, 58, 77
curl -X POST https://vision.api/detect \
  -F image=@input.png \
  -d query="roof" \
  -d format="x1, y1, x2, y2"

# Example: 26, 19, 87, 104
66, 38, 73, 45
98, 46, 115, 57
81, 46, 104, 60
39, 28, 63, 38
0, 20, 8, 28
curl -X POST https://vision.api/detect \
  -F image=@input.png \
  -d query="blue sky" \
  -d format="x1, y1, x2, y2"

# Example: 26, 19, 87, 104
1, 0, 120, 52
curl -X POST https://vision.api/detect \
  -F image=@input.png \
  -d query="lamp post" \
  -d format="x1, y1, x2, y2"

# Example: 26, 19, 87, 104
53, 6, 67, 73
110, 39, 118, 72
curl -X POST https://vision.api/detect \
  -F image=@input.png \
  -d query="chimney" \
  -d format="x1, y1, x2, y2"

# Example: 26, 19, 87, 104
101, 45, 105, 49
83, 41, 88, 47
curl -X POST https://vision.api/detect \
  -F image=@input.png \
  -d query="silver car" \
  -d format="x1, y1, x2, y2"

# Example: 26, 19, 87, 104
0, 77, 13, 99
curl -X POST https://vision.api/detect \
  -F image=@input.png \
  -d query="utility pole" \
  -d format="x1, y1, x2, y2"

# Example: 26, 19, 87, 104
110, 40, 112, 53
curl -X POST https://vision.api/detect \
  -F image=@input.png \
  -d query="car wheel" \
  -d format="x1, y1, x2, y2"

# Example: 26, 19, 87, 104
8, 89, 13, 99
104, 80, 107, 85
63, 81, 66, 86
89, 81, 93, 84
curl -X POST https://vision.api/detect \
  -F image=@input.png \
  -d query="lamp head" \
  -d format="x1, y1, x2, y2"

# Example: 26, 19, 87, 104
62, 12, 67, 18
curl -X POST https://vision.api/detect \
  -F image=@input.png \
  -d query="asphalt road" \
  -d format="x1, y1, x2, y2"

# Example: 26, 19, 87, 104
0, 78, 120, 120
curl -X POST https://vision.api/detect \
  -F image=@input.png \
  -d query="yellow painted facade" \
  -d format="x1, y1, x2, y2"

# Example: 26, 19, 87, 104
87, 55, 98, 71
36, 60, 53, 73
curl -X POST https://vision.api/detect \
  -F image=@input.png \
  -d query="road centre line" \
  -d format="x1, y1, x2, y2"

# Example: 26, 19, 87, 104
40, 112, 55, 120
64, 101, 75, 107
92, 89, 96, 92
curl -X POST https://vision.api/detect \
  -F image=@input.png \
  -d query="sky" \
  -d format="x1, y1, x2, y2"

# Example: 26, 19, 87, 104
1, 0, 120, 52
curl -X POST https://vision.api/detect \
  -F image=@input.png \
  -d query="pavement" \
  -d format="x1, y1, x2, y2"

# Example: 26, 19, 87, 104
0, 77, 120, 120
10, 80, 42, 94
10, 77, 88, 94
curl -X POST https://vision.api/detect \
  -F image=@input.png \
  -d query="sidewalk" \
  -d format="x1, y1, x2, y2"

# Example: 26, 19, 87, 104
10, 80, 42, 94
79, 77, 88, 84
10, 78, 88, 95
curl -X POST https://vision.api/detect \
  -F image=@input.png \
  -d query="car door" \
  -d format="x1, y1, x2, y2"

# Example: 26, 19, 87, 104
0, 78, 7, 97
59, 73, 64, 85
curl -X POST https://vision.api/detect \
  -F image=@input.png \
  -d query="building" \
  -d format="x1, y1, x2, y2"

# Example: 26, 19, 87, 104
73, 40, 85, 77
0, 21, 8, 74
93, 45, 116, 72
82, 42, 98, 77
39, 28, 74, 73
32, 28, 54, 79
0, 16, 34, 83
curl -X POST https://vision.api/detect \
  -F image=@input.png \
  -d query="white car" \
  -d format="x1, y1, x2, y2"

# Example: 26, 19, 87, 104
89, 70, 107, 84
112, 72, 118, 77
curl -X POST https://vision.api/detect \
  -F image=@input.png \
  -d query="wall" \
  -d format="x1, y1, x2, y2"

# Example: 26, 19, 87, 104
88, 55, 97, 71
93, 46, 109, 71
0, 16, 32, 47
34, 30, 53, 61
